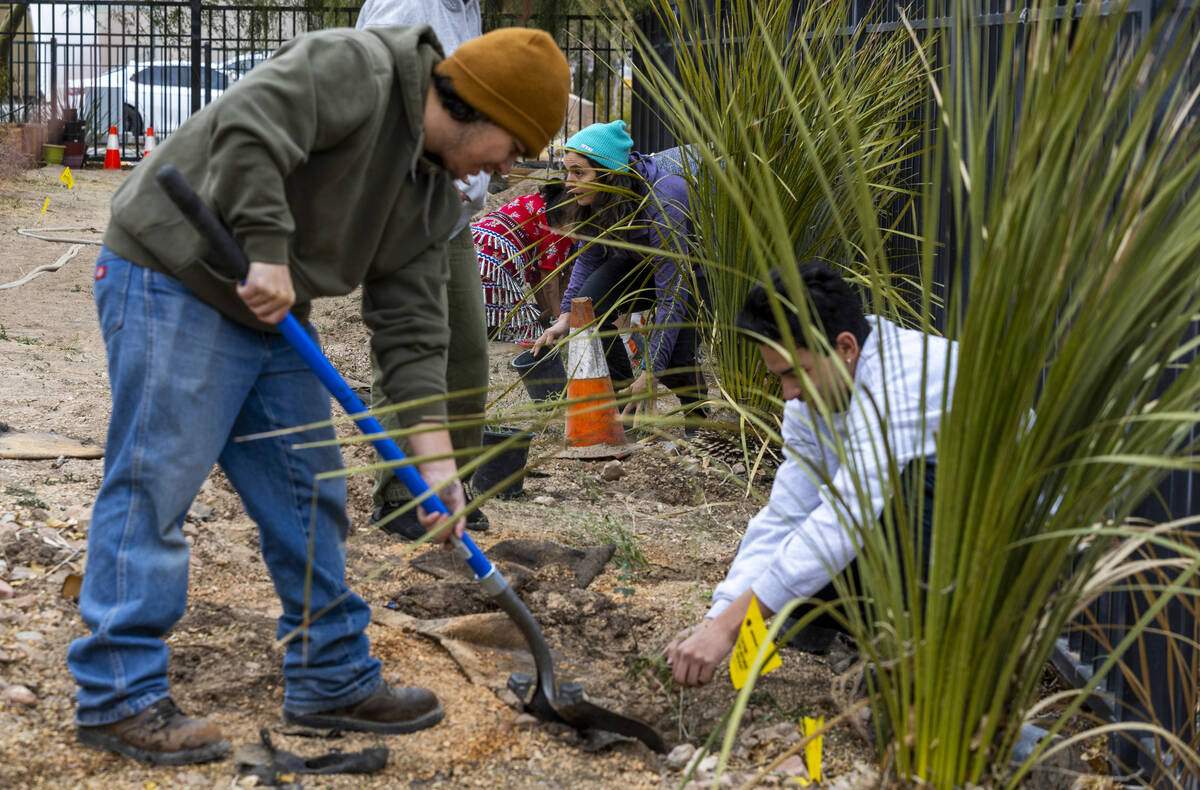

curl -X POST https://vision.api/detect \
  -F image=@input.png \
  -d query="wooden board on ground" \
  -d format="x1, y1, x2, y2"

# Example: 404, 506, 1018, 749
373, 607, 536, 690
0, 430, 104, 459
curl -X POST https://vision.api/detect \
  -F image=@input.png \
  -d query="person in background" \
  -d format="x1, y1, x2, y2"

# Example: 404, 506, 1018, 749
356, 0, 494, 537
473, 180, 573, 345
532, 120, 707, 421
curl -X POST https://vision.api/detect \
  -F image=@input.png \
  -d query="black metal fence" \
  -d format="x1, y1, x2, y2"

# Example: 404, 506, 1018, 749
544, 13, 632, 160
3, 1, 359, 155
633, 1, 1198, 783
2, 2, 631, 161
480, 10, 633, 160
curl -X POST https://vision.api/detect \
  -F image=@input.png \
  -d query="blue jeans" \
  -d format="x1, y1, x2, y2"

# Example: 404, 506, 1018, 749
68, 249, 381, 725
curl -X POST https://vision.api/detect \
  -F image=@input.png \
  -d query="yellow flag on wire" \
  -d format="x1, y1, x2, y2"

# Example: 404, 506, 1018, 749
790, 716, 825, 786
803, 716, 824, 782
59, 167, 74, 189
729, 596, 782, 689
41, 198, 49, 215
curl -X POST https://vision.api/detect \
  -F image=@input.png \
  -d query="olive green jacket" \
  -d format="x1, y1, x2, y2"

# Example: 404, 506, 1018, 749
103, 25, 459, 425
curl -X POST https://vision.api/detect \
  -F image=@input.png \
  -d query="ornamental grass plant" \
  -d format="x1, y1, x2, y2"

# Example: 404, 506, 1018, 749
620, 0, 929, 428
613, 0, 1200, 787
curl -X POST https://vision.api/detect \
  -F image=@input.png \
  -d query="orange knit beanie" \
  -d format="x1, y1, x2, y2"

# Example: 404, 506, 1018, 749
435, 28, 570, 158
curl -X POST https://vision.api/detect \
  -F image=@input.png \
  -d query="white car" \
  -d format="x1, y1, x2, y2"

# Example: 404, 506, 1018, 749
70, 60, 232, 136
221, 51, 273, 81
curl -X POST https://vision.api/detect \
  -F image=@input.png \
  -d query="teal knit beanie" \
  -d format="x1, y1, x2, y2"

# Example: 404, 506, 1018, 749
563, 120, 633, 171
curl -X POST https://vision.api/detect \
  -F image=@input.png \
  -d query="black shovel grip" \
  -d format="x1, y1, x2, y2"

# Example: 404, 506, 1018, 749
155, 165, 250, 281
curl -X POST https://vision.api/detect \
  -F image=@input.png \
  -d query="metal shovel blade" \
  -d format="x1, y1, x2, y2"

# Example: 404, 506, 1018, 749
492, 587, 665, 753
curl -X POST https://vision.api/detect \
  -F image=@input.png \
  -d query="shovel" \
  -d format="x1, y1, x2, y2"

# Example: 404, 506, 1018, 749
154, 165, 665, 754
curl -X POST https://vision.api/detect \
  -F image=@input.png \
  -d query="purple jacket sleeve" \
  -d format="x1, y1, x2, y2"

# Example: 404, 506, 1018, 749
638, 171, 692, 374
559, 240, 602, 315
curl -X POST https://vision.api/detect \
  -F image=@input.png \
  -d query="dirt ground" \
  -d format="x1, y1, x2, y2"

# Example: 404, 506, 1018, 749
0, 166, 874, 788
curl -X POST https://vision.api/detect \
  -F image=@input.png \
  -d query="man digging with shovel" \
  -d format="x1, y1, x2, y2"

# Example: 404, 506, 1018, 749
67, 26, 569, 765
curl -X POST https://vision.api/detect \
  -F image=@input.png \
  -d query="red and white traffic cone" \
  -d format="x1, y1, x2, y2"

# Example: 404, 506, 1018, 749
143, 126, 156, 158
561, 297, 630, 459
103, 126, 120, 169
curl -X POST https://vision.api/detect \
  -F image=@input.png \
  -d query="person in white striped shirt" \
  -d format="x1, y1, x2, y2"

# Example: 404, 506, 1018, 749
667, 261, 958, 687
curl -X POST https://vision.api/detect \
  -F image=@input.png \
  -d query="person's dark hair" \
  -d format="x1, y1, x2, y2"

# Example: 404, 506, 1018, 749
736, 261, 871, 350
433, 73, 491, 124
538, 180, 571, 228
561, 153, 642, 237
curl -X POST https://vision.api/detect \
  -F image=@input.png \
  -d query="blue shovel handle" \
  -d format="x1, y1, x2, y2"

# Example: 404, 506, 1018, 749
154, 165, 494, 580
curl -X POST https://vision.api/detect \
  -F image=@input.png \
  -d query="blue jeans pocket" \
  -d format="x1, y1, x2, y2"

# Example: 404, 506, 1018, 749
93, 248, 132, 337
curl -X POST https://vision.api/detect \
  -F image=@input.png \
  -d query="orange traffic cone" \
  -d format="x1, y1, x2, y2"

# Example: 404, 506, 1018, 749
143, 126, 156, 158
103, 126, 120, 169
562, 297, 629, 458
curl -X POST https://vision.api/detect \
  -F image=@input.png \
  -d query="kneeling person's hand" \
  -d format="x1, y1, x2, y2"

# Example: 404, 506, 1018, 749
665, 617, 738, 688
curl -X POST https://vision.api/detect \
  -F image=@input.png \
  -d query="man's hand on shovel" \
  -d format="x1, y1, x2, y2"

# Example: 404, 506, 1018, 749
409, 426, 466, 548
239, 261, 295, 325
234, 259, 471, 544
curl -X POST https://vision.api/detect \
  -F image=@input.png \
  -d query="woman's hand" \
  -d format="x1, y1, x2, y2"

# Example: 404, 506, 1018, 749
619, 370, 652, 418
532, 312, 570, 356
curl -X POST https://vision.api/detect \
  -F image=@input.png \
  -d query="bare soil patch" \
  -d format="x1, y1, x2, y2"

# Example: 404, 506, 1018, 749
0, 165, 873, 788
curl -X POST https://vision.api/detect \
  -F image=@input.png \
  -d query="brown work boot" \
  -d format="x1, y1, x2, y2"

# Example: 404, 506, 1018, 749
76, 697, 230, 765
282, 680, 444, 734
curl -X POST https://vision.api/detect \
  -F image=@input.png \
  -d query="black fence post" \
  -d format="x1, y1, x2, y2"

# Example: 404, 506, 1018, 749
190, 0, 202, 114
50, 36, 57, 118
630, 9, 673, 152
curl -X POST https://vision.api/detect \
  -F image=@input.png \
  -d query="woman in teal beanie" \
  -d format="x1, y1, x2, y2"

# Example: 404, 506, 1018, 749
532, 120, 706, 420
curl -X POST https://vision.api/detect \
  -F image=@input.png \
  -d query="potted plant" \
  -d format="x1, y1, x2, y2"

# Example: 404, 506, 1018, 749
471, 425, 532, 499
41, 142, 65, 164
510, 347, 566, 403
62, 104, 89, 167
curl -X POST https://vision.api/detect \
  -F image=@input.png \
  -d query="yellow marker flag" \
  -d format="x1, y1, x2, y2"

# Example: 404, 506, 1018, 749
803, 716, 824, 782
788, 717, 825, 787
729, 596, 782, 689
59, 166, 74, 189
41, 197, 49, 215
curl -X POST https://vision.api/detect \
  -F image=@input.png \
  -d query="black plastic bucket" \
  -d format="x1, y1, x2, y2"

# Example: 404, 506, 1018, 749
472, 427, 531, 499
511, 348, 567, 403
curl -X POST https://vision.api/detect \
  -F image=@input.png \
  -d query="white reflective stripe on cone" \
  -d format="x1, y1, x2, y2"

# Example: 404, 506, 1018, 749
568, 328, 608, 380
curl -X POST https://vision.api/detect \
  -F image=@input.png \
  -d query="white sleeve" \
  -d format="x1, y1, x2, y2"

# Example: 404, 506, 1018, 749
355, 0, 423, 29
448, 175, 489, 237
707, 403, 827, 618
748, 414, 882, 614
749, 344, 944, 613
